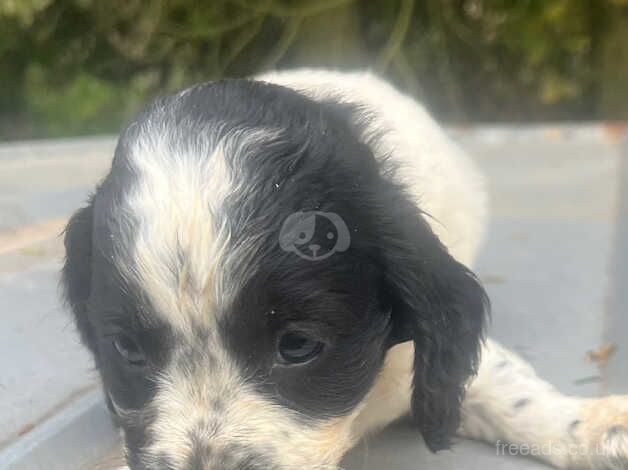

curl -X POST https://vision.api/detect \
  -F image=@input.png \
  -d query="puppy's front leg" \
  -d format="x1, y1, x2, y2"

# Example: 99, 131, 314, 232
460, 339, 628, 469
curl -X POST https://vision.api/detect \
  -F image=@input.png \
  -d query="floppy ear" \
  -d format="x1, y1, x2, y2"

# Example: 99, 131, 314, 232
381, 195, 488, 452
62, 201, 98, 358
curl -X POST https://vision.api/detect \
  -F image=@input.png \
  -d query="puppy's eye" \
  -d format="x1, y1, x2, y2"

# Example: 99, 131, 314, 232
113, 335, 146, 366
278, 332, 323, 364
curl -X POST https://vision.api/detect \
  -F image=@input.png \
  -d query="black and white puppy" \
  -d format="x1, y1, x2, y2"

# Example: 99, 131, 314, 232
63, 69, 628, 470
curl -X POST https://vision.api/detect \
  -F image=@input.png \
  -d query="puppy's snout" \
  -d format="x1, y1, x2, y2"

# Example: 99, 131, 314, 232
134, 448, 274, 470
186, 444, 276, 470
308, 243, 321, 254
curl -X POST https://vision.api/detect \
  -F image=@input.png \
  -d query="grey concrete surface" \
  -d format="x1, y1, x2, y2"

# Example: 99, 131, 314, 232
1, 391, 119, 470
0, 126, 626, 469
0, 138, 113, 449
0, 137, 114, 231
605, 140, 628, 394
0, 262, 96, 447
460, 127, 620, 398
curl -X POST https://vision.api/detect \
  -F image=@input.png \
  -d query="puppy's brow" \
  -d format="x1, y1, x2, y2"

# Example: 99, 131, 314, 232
96, 298, 162, 332
117, 129, 281, 335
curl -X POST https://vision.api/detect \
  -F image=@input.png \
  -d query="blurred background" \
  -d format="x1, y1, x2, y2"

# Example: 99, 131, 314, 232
1, 0, 628, 140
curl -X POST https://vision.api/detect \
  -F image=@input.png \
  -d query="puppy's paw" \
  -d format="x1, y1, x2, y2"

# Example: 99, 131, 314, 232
571, 396, 628, 469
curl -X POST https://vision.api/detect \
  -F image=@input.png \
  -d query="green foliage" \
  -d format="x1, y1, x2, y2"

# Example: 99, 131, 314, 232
1, 0, 627, 139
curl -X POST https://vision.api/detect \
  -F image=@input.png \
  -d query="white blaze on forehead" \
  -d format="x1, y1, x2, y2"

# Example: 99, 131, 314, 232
119, 123, 278, 333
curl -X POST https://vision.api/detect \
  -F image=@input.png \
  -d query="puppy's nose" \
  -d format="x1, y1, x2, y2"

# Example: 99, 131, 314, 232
308, 244, 320, 254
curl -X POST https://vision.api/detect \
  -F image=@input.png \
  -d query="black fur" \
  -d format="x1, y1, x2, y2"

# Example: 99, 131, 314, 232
62, 78, 488, 467
63, 200, 96, 356
377, 185, 488, 451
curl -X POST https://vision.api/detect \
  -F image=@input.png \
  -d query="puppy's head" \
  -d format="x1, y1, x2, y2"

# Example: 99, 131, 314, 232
63, 80, 487, 469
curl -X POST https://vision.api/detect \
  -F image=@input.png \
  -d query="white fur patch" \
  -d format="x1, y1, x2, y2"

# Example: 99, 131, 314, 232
118, 122, 279, 334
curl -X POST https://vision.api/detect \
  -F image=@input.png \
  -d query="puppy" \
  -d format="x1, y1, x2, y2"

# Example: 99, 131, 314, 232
63, 69, 628, 469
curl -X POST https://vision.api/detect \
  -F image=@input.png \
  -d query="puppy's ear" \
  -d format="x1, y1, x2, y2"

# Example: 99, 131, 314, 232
381, 196, 488, 452
62, 201, 97, 357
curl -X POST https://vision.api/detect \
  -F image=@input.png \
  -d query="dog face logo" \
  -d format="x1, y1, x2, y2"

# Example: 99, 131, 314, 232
279, 211, 350, 261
